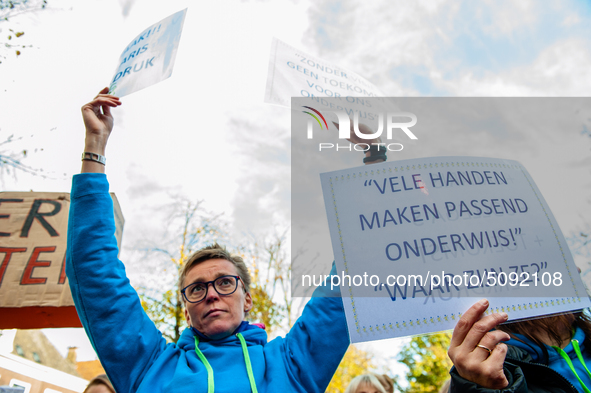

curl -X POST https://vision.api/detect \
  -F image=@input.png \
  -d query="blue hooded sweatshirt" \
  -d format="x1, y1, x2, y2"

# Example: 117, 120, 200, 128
66, 173, 349, 393
508, 327, 591, 393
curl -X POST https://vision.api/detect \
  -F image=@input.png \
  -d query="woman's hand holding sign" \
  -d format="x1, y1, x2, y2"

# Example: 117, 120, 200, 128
80, 87, 121, 173
332, 120, 386, 164
448, 299, 511, 389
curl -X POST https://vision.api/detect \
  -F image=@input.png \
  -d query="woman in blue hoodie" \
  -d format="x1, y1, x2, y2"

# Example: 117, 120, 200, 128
447, 299, 591, 393
66, 89, 360, 393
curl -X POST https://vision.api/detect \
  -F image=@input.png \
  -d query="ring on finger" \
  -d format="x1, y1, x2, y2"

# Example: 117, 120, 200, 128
476, 344, 492, 355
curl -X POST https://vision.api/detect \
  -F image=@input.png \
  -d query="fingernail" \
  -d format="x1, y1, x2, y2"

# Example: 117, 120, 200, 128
500, 312, 508, 321
479, 299, 489, 307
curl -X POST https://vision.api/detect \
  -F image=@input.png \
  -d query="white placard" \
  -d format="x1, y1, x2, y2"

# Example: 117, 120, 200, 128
265, 38, 386, 107
108, 9, 187, 97
320, 156, 591, 342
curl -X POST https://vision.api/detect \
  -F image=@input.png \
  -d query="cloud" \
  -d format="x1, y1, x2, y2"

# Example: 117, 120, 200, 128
225, 106, 292, 240
305, 0, 591, 96
125, 166, 177, 200
434, 38, 591, 96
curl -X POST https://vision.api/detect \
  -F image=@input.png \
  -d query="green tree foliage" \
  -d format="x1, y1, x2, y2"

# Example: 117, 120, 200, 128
141, 288, 184, 343
246, 281, 282, 331
396, 332, 452, 393
0, 0, 47, 63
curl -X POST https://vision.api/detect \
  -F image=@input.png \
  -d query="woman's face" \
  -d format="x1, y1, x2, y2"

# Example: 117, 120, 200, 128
183, 258, 252, 339
356, 382, 382, 393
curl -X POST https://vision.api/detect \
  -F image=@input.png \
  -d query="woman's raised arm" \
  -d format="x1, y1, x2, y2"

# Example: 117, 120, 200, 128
80, 87, 121, 173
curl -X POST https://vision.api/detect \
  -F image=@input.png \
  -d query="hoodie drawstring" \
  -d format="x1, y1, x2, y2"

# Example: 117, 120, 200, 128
194, 336, 214, 393
573, 340, 591, 380
194, 333, 258, 393
553, 340, 591, 393
237, 333, 259, 393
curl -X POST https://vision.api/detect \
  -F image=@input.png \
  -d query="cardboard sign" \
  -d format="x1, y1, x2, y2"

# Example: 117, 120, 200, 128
320, 156, 591, 342
108, 8, 187, 97
0, 192, 124, 328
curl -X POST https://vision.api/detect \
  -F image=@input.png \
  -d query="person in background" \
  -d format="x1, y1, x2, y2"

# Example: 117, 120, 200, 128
448, 299, 591, 392
345, 374, 388, 393
373, 373, 394, 393
83, 375, 115, 393
438, 378, 450, 393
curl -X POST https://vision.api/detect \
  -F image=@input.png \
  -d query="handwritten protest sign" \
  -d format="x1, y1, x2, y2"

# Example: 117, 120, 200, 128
108, 8, 187, 97
0, 192, 124, 329
320, 156, 591, 342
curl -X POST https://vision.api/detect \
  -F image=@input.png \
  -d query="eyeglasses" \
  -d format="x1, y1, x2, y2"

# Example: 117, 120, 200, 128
181, 275, 242, 303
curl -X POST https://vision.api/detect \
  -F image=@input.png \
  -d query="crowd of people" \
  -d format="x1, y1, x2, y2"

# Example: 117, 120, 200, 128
70, 90, 590, 393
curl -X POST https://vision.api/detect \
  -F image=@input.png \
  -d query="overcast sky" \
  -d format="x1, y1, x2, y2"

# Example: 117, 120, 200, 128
2, 0, 591, 379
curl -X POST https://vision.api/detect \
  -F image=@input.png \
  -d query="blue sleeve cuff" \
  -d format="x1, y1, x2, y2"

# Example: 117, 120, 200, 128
71, 173, 109, 198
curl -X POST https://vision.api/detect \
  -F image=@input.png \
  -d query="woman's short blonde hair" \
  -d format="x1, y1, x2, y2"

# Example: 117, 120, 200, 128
345, 374, 388, 393
178, 243, 252, 296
